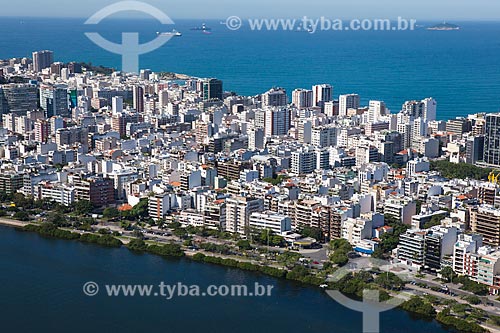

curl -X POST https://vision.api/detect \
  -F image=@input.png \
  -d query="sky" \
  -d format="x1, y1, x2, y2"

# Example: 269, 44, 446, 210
1, 0, 500, 20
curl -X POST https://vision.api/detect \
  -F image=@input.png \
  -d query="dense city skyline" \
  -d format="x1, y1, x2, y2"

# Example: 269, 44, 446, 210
2, 1, 500, 329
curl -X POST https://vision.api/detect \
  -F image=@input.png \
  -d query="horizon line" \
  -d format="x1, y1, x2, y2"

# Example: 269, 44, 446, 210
1, 15, 500, 22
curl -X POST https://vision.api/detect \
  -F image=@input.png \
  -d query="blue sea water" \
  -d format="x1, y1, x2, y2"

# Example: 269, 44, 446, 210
0, 225, 448, 333
0, 17, 499, 120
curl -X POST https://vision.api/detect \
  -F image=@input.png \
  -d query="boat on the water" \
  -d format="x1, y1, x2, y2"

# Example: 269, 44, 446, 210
156, 30, 182, 37
427, 22, 460, 31
191, 23, 211, 31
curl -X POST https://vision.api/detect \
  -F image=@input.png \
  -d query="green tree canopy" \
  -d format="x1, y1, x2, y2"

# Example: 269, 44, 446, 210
73, 200, 94, 215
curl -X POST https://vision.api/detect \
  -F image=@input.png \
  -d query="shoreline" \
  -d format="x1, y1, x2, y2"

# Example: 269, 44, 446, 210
1, 219, 498, 332
0, 218, 30, 228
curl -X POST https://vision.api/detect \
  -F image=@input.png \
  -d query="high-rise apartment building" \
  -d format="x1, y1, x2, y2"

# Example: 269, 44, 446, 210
56, 127, 89, 147
133, 86, 144, 113
312, 84, 333, 108
39, 84, 69, 117
264, 107, 291, 137
225, 196, 264, 235
470, 206, 500, 247
292, 89, 313, 109
0, 83, 38, 115
291, 147, 315, 174
466, 135, 485, 165
311, 126, 337, 148
401, 98, 437, 121
34, 119, 50, 143
32, 50, 54, 73
367, 100, 387, 123
484, 113, 500, 166
73, 175, 115, 207
338, 94, 360, 117
202, 78, 223, 101
262, 87, 287, 107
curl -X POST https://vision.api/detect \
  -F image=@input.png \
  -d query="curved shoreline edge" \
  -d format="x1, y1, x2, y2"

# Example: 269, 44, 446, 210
0, 218, 497, 333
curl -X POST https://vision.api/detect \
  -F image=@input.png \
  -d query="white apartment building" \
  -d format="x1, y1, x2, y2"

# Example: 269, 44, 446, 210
367, 100, 387, 124
396, 229, 427, 268
338, 94, 360, 117
453, 233, 483, 275
38, 183, 75, 206
249, 211, 292, 234
225, 196, 264, 235
406, 158, 430, 177
292, 88, 313, 109
342, 218, 373, 246
178, 210, 205, 228
149, 193, 171, 220
474, 247, 500, 293
312, 84, 333, 107
264, 107, 291, 137
291, 147, 315, 175
384, 196, 417, 225
311, 126, 337, 148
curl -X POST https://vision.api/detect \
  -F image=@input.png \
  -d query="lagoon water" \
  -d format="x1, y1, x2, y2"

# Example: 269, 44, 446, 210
0, 226, 449, 332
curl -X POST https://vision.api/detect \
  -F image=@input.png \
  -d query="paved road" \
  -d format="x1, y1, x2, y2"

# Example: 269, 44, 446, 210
413, 276, 500, 309
406, 283, 500, 317
406, 283, 500, 333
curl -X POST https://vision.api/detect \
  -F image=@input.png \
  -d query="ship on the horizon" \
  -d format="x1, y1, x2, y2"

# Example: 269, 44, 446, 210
191, 23, 212, 31
427, 22, 460, 31
156, 30, 182, 37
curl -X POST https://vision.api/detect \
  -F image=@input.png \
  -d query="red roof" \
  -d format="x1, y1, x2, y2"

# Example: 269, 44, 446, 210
118, 204, 132, 211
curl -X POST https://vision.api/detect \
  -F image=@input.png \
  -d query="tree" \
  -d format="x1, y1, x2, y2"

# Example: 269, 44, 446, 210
173, 228, 187, 239
103, 207, 120, 219
130, 199, 149, 219
300, 227, 323, 241
147, 243, 184, 257
376, 220, 409, 254
127, 239, 147, 251
415, 200, 422, 214
330, 251, 349, 266
257, 229, 285, 247
456, 276, 489, 295
262, 175, 289, 186
374, 272, 405, 290
73, 200, 94, 215
436, 307, 487, 333
328, 239, 352, 266
430, 160, 491, 180
46, 212, 68, 226
371, 247, 385, 259
13, 211, 30, 221
236, 240, 252, 250
329, 238, 353, 252
277, 251, 302, 268
440, 266, 457, 283
400, 297, 437, 317
461, 295, 481, 305
168, 221, 182, 229
424, 214, 445, 229
132, 229, 144, 239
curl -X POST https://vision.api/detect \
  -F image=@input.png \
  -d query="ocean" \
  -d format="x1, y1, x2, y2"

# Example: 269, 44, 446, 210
0, 17, 499, 119
0, 226, 448, 333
